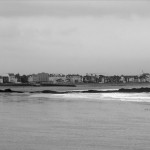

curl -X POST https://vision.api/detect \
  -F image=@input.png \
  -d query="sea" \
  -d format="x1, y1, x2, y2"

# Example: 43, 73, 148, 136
0, 84, 150, 150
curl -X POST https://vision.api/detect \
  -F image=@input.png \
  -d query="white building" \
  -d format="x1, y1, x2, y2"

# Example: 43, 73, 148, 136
28, 74, 39, 83
66, 74, 83, 83
0, 76, 3, 83
140, 73, 150, 82
2, 73, 17, 83
49, 74, 66, 83
8, 73, 17, 83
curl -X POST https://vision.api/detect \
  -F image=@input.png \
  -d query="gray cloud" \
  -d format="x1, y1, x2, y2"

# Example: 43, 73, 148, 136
0, 16, 150, 74
0, 1, 150, 74
0, 1, 150, 17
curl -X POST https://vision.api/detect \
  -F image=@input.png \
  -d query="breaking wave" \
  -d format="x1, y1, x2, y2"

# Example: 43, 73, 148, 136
30, 92, 150, 103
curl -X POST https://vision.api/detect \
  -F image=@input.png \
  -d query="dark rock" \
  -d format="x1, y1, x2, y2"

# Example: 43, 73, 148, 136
118, 87, 150, 93
0, 88, 24, 93
81, 90, 117, 93
41, 90, 67, 94
82, 90, 99, 93
4, 89, 12, 92
41, 90, 59, 94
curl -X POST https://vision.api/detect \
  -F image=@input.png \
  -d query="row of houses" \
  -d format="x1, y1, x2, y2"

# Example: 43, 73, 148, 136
0, 73, 17, 83
0, 73, 83, 84
28, 73, 83, 84
0, 72, 150, 84
83, 73, 150, 83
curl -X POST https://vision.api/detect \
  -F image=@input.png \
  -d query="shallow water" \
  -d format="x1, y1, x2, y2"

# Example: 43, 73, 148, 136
1, 91, 150, 150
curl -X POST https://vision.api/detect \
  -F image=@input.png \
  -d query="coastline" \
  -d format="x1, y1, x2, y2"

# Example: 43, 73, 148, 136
76, 82, 150, 86
0, 83, 76, 87
0, 82, 150, 87
0, 82, 150, 93
1, 86, 150, 94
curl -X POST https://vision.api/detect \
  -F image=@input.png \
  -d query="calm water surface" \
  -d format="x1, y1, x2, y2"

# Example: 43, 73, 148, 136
0, 86, 150, 150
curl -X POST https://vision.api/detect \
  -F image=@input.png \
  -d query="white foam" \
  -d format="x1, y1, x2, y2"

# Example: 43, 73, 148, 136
30, 92, 150, 103
101, 93, 150, 102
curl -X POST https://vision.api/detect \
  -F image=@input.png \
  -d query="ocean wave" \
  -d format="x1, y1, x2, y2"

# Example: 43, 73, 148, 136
101, 93, 150, 102
30, 92, 150, 103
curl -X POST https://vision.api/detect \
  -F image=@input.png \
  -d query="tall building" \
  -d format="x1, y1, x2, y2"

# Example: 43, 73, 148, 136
37, 72, 49, 83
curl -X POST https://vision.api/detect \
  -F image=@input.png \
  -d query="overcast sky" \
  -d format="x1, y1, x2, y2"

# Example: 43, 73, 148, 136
0, 0, 150, 75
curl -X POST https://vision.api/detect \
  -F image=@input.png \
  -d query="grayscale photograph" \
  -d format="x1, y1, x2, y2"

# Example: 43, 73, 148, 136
0, 0, 150, 150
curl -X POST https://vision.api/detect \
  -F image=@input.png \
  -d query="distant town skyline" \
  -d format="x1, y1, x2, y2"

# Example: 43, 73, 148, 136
0, 0, 150, 75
